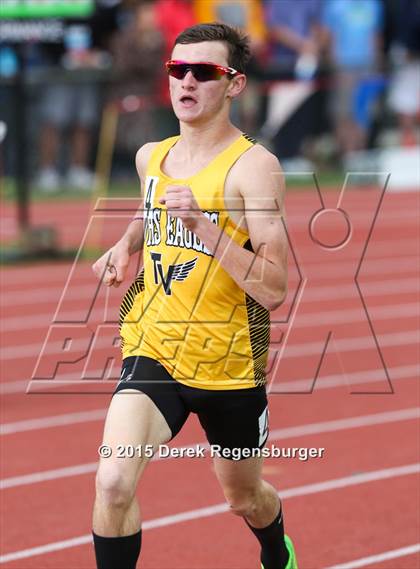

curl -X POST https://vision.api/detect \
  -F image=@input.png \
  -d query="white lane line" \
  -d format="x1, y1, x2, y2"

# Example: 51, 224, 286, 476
279, 464, 420, 500
0, 463, 98, 489
2, 297, 418, 334
2, 251, 419, 292
2, 212, 416, 274
291, 302, 419, 327
2, 284, 94, 306
1, 325, 418, 362
326, 544, 420, 569
0, 409, 106, 435
288, 210, 419, 225
0, 535, 93, 564
2, 252, 419, 319
303, 277, 418, 301
1, 358, 418, 410
275, 329, 418, 358
3, 361, 418, 396
268, 407, 420, 441
1, 407, 418, 488
2, 268, 419, 308
2, 247, 418, 290
276, 363, 419, 392
0, 463, 418, 563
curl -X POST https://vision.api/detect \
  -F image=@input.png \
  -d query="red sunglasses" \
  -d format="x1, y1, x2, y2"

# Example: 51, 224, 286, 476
165, 60, 239, 82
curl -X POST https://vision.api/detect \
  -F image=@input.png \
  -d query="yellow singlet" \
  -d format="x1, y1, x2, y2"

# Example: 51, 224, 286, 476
120, 133, 270, 390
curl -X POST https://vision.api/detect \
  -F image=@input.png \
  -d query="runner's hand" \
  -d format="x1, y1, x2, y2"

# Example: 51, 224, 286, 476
159, 185, 203, 231
92, 243, 130, 287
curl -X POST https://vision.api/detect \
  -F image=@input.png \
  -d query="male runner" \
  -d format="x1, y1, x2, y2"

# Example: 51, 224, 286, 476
92, 22, 296, 569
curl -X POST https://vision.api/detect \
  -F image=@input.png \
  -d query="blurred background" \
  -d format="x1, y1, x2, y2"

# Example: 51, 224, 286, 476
1, 3, 419, 568
0, 0, 419, 256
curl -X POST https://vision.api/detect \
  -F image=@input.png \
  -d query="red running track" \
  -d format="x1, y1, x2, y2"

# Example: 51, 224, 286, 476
1, 188, 419, 568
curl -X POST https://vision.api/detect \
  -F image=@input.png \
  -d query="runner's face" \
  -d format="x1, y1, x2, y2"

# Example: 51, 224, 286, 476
169, 42, 235, 124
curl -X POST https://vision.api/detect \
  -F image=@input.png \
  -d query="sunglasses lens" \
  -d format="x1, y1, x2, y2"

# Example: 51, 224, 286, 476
167, 62, 225, 82
167, 63, 188, 79
193, 65, 222, 81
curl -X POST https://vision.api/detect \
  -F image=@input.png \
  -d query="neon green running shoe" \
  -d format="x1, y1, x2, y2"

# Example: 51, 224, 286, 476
261, 535, 298, 569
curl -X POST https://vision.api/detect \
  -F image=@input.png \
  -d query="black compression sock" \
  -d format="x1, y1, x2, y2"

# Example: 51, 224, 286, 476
246, 510, 289, 569
93, 529, 142, 569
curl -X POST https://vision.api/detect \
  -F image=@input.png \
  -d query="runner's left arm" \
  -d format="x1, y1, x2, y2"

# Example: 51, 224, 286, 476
160, 147, 287, 310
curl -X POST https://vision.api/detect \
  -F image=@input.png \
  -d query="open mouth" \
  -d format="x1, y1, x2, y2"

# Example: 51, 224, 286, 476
179, 95, 197, 107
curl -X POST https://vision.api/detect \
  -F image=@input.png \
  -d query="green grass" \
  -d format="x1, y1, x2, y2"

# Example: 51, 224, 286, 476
1, 179, 140, 203
0, 239, 105, 266
1, 172, 349, 204
283, 171, 346, 189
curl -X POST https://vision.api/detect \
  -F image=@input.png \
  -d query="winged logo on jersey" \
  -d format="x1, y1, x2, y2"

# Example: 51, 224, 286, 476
150, 252, 197, 295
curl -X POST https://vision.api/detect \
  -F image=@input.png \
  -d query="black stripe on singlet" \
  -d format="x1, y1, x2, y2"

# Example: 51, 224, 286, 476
243, 239, 270, 386
242, 133, 258, 145
119, 269, 145, 329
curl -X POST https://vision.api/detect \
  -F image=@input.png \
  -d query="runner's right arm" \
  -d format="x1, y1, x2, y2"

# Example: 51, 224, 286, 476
92, 142, 157, 287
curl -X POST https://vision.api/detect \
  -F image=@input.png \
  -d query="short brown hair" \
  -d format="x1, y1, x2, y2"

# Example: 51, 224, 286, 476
174, 22, 251, 73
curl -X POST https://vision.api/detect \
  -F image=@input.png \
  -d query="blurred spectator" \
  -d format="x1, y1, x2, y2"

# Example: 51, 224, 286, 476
387, 0, 420, 147
111, 1, 163, 99
194, 0, 266, 52
265, 0, 323, 76
110, 0, 164, 151
193, 0, 267, 133
0, 46, 19, 79
323, 0, 384, 156
36, 0, 121, 192
155, 0, 196, 62
262, 0, 326, 166
154, 0, 197, 136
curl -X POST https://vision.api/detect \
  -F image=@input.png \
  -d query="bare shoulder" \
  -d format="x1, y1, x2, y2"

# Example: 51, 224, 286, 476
135, 142, 160, 181
236, 144, 282, 174
230, 143, 284, 199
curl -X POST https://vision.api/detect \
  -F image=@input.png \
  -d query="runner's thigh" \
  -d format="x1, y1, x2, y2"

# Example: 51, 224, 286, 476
98, 388, 172, 488
98, 355, 189, 487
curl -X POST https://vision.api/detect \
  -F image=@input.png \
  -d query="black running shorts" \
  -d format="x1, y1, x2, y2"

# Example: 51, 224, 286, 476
114, 356, 269, 460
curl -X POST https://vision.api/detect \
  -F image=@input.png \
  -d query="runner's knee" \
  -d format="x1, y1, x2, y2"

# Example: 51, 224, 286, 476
95, 465, 136, 510
224, 488, 259, 518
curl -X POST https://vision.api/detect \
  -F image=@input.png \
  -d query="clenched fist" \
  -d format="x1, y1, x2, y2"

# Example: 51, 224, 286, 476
159, 185, 204, 231
92, 241, 130, 287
